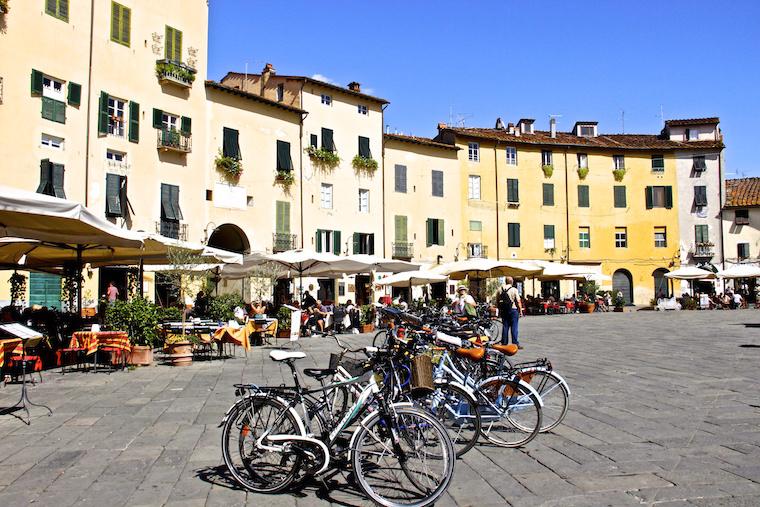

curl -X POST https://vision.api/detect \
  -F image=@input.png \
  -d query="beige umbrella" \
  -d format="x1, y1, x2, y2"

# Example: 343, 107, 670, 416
437, 258, 542, 280
377, 270, 448, 287
717, 264, 760, 279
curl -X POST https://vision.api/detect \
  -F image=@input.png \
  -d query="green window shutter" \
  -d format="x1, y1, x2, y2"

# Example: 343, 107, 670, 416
358, 136, 371, 158
321, 128, 334, 152
432, 170, 443, 197
51, 163, 65, 198
310, 134, 318, 147
544, 225, 555, 240
174, 29, 183, 62
59, 0, 69, 21
152, 108, 163, 129
165, 26, 174, 60
426, 219, 433, 247
508, 223, 521, 247
437, 220, 445, 247
105, 173, 122, 216
665, 186, 673, 209
368, 234, 375, 255
160, 184, 177, 220
31, 69, 44, 95
180, 116, 191, 135
645, 186, 653, 209
223, 127, 241, 159
507, 179, 519, 202
578, 185, 589, 207
67, 82, 81, 106
315, 229, 323, 252
333, 231, 342, 255
614, 186, 626, 208
46, 0, 57, 16
395, 215, 407, 241
277, 140, 292, 171
542, 183, 553, 206
111, 2, 120, 42
37, 159, 52, 194
41, 97, 54, 121
121, 4, 131, 46
128, 101, 139, 143
171, 185, 183, 220
395, 165, 407, 193
275, 201, 290, 234
352, 233, 360, 254
98, 92, 109, 134
54, 99, 66, 123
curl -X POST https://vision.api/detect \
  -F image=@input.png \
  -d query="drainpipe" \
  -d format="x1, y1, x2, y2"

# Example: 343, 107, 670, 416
381, 103, 389, 258
493, 143, 500, 259
299, 81, 306, 248
563, 149, 570, 264
84, 0, 95, 205
718, 146, 725, 292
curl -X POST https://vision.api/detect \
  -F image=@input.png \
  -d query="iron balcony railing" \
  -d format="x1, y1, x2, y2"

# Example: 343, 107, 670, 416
392, 242, 413, 259
692, 243, 715, 259
467, 243, 488, 259
273, 233, 297, 253
157, 128, 191, 153
156, 59, 197, 88
156, 221, 187, 241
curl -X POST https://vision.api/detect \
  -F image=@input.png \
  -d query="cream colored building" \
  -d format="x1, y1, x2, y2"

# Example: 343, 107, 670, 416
722, 178, 760, 270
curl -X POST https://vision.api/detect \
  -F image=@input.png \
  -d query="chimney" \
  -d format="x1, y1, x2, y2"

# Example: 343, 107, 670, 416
260, 63, 275, 96
495, 117, 505, 130
437, 122, 447, 131
507, 122, 515, 134
348, 81, 361, 92
550, 117, 557, 138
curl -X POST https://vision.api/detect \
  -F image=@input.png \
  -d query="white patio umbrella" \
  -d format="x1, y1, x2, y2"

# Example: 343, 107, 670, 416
665, 266, 717, 296
437, 258, 543, 280
717, 264, 760, 279
534, 262, 597, 281
377, 270, 448, 288
308, 254, 420, 277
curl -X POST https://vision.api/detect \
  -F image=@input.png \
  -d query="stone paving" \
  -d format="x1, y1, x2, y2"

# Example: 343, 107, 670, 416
0, 310, 759, 506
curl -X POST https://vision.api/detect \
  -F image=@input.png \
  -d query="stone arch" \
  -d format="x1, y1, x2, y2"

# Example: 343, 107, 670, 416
207, 223, 250, 254
612, 269, 634, 304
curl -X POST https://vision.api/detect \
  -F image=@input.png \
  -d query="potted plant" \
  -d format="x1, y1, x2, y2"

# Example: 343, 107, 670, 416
0, 0, 9, 14
208, 293, 246, 323
8, 271, 26, 309
215, 150, 242, 180
613, 293, 626, 312
352, 155, 378, 174
104, 297, 160, 366
613, 168, 626, 182
305, 145, 340, 169
155, 60, 196, 86
360, 304, 375, 333
275, 170, 295, 187
577, 167, 589, 180
542, 164, 554, 178
276, 306, 292, 338
164, 333, 193, 366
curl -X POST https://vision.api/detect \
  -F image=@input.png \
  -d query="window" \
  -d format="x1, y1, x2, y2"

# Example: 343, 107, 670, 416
693, 155, 707, 172
45, 0, 68, 22
165, 25, 183, 62
578, 227, 590, 248
579, 125, 595, 137
358, 104, 368, 115
508, 223, 520, 247
543, 225, 555, 250
316, 230, 338, 254
695, 224, 709, 244
431, 170, 444, 197
309, 134, 318, 148
578, 185, 590, 208
505, 147, 517, 165
735, 209, 750, 225
615, 227, 627, 248
507, 179, 519, 203
645, 186, 673, 209
223, 127, 241, 159
394, 165, 407, 193
468, 243, 484, 258
542, 183, 553, 206
353, 233, 375, 254
321, 128, 335, 152
577, 153, 588, 169
321, 94, 332, 106
108, 96, 126, 137
42, 97, 66, 123
358, 189, 369, 213
687, 128, 699, 141
276, 201, 291, 234
276, 140, 293, 171
106, 149, 127, 169
468, 142, 479, 162
320, 183, 333, 209
36, 159, 65, 198
651, 154, 664, 172
694, 186, 707, 207
110, 2, 131, 46
160, 183, 183, 238
358, 136, 371, 158
42, 75, 64, 100
426, 219, 445, 246
614, 186, 627, 208
654, 227, 667, 248
394, 216, 408, 241
276, 84, 284, 102
162, 111, 179, 131
541, 150, 553, 166
613, 155, 625, 170
469, 220, 482, 232
468, 175, 481, 200
41, 134, 64, 150
105, 173, 131, 217
738, 243, 750, 260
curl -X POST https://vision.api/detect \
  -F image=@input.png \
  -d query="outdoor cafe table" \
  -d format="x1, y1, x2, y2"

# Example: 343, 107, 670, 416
213, 320, 254, 352
0, 337, 22, 368
69, 331, 130, 355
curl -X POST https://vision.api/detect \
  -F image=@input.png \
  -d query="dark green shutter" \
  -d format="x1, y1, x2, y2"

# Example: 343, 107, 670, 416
542, 183, 553, 206
31, 69, 44, 95
223, 127, 240, 159
98, 92, 109, 134
437, 220, 444, 247
333, 231, 342, 255
59, 0, 69, 20
352, 233, 360, 254
508, 223, 520, 247
578, 185, 589, 207
180, 116, 191, 135
46, 0, 57, 17
106, 173, 122, 216
665, 186, 673, 209
426, 219, 433, 247
51, 164, 65, 198
507, 179, 519, 203
310, 134, 318, 147
111, 2, 120, 42
128, 101, 139, 143
321, 128, 334, 152
358, 136, 370, 158
121, 5, 131, 46
368, 234, 375, 255
171, 185, 183, 220
432, 170, 443, 197
152, 108, 163, 129
37, 159, 51, 194
315, 229, 323, 252
41, 97, 54, 121
695, 186, 707, 206
395, 165, 407, 193
54, 99, 66, 123
614, 186, 626, 208
160, 184, 175, 220
67, 82, 81, 106
645, 186, 653, 209
277, 140, 292, 171
544, 225, 555, 240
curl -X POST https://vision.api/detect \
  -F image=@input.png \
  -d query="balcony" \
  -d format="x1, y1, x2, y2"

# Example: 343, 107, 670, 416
692, 242, 715, 259
467, 243, 488, 259
273, 233, 297, 253
155, 59, 197, 89
156, 221, 188, 241
157, 128, 191, 153
392, 242, 414, 260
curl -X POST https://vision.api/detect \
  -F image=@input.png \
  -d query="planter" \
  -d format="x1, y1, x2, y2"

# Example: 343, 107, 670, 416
165, 341, 193, 366
128, 345, 153, 366
580, 302, 595, 313
614, 306, 624, 313
360, 324, 375, 333
277, 329, 291, 338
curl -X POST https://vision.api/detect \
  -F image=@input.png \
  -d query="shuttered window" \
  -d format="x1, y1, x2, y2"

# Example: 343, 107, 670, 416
694, 186, 707, 207
31, 69, 44, 95
431, 170, 443, 197
544, 225, 555, 250
614, 185, 627, 208
160, 183, 182, 221
738, 243, 750, 260
275, 201, 290, 234
358, 136, 371, 158
507, 179, 519, 203
693, 155, 707, 172
180, 116, 191, 135
694, 224, 709, 244
646, 186, 673, 209
542, 183, 554, 206
165, 25, 183, 62
105, 173, 131, 217
579, 227, 591, 248
395, 165, 407, 193
651, 155, 665, 172
508, 223, 520, 247
36, 159, 66, 198
67, 82, 81, 106
353, 233, 375, 254
128, 101, 139, 143
41, 97, 66, 124
426, 219, 444, 246
321, 128, 335, 152
222, 128, 241, 159
29, 273, 62, 309
46, 0, 69, 22
394, 215, 408, 241
276, 140, 292, 171
578, 185, 590, 208
111, 2, 131, 47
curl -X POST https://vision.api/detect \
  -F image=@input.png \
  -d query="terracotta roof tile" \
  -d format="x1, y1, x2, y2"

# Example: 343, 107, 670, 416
223, 72, 389, 104
664, 117, 720, 126
384, 133, 459, 151
725, 178, 760, 208
205, 81, 305, 115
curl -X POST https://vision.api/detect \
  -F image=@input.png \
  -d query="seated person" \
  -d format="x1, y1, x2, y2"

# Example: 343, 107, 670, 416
312, 300, 330, 333
251, 300, 267, 318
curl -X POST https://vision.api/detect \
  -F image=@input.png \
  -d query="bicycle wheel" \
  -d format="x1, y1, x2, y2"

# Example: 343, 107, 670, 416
221, 396, 303, 493
420, 382, 481, 457
373, 329, 391, 348
351, 406, 455, 507
477, 377, 542, 448
518, 370, 569, 432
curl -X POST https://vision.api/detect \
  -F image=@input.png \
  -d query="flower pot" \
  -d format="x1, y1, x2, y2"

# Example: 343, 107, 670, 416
614, 306, 624, 313
360, 324, 375, 333
581, 302, 595, 313
128, 345, 153, 366
165, 341, 193, 366
277, 329, 291, 338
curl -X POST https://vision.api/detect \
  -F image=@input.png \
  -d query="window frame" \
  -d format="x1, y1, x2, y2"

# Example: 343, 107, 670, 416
45, 0, 69, 22
542, 182, 554, 206
507, 178, 520, 204
468, 142, 480, 162
578, 227, 590, 249
577, 153, 588, 169
738, 243, 750, 260
541, 150, 553, 166
654, 227, 667, 248
614, 227, 627, 248
41, 133, 64, 150
431, 170, 444, 197
357, 104, 368, 115
543, 224, 555, 250
469, 220, 482, 232
613, 155, 625, 170
651, 154, 665, 172
694, 224, 709, 244
468, 175, 481, 200
613, 185, 627, 208
110, 1, 131, 47
42, 75, 65, 100
107, 96, 126, 137
320, 94, 332, 106
735, 209, 750, 225
275, 84, 284, 102
320, 183, 333, 209
507, 222, 521, 248
505, 146, 517, 165
394, 164, 407, 193
358, 188, 369, 213
578, 185, 590, 208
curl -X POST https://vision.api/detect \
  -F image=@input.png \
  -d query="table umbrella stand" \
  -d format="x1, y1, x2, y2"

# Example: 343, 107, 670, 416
0, 337, 52, 424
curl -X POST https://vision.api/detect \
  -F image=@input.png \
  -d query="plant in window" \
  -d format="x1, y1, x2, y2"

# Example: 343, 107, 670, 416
577, 167, 589, 180
214, 150, 242, 180
155, 61, 196, 85
305, 145, 340, 169
544, 247, 556, 255
612, 168, 626, 181
352, 155, 378, 174
8, 271, 26, 307
275, 170, 295, 186
0, 0, 10, 13
541, 164, 554, 178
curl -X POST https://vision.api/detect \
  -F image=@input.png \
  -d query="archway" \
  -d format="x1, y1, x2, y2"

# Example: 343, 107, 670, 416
652, 268, 670, 299
207, 223, 250, 254
612, 269, 633, 304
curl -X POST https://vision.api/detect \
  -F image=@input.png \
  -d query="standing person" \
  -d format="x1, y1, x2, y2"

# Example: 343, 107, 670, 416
498, 276, 524, 349
106, 281, 119, 304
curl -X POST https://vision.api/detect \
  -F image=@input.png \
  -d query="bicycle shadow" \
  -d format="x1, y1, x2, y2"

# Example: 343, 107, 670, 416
194, 464, 247, 491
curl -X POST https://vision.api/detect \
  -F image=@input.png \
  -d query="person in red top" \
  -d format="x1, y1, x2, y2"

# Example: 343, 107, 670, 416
106, 281, 119, 303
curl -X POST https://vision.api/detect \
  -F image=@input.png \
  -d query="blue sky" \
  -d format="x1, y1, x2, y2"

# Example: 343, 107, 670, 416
209, 0, 760, 178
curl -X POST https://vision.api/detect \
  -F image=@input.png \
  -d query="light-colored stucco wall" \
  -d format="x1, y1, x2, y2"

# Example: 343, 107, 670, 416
722, 208, 760, 266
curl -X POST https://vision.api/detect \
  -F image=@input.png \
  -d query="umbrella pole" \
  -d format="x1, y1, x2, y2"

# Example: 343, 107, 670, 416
76, 245, 83, 315
138, 259, 144, 298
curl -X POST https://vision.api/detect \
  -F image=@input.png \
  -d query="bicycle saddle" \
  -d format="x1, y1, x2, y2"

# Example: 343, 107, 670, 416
269, 350, 306, 362
492, 344, 519, 356
454, 347, 485, 361
303, 368, 335, 380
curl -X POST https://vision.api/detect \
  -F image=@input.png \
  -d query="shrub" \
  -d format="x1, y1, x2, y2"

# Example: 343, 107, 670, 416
360, 304, 376, 325
105, 298, 161, 347
305, 146, 340, 168
613, 168, 626, 182
208, 293, 246, 322
277, 306, 292, 330
352, 155, 378, 173
275, 170, 295, 186
577, 167, 589, 180
155, 61, 196, 84
542, 164, 554, 177
215, 150, 242, 179
157, 305, 182, 322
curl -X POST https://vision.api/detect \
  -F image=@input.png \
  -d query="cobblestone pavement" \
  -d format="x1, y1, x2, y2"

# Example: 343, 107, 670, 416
1, 310, 759, 506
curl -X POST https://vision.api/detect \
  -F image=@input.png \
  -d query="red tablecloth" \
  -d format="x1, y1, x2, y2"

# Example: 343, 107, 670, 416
70, 331, 130, 355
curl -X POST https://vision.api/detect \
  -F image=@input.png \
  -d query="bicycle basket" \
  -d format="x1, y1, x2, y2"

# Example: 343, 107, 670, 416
410, 354, 434, 396
329, 353, 366, 377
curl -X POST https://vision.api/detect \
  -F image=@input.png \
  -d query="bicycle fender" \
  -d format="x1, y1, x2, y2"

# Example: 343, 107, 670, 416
547, 370, 571, 396
348, 409, 382, 454
479, 375, 544, 408
434, 379, 478, 401
218, 393, 307, 436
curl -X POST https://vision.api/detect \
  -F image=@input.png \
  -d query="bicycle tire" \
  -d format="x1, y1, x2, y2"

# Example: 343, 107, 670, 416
420, 382, 481, 458
373, 329, 391, 348
476, 377, 542, 448
221, 396, 303, 493
351, 406, 455, 507
518, 370, 569, 432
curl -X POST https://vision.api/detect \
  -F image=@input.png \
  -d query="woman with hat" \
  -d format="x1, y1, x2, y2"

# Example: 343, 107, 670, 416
453, 285, 477, 317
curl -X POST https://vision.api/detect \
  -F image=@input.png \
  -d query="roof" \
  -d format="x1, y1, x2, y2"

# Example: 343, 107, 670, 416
437, 127, 724, 151
222, 72, 389, 104
383, 133, 460, 151
725, 178, 760, 208
205, 81, 305, 115
664, 117, 720, 127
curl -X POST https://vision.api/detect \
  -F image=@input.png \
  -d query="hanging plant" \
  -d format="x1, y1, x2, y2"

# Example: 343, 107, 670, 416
542, 164, 554, 178
8, 272, 26, 307
305, 145, 340, 169
155, 61, 196, 84
352, 155, 378, 174
275, 170, 295, 186
0, 0, 9, 13
577, 167, 589, 180
613, 168, 626, 181
215, 150, 243, 180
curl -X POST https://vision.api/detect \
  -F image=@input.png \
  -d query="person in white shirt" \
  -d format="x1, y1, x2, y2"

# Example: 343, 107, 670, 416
453, 285, 477, 316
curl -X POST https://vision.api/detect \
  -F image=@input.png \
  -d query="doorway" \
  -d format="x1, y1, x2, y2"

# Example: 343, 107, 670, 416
99, 267, 129, 302
612, 269, 633, 304
652, 268, 670, 299
317, 279, 336, 303
355, 275, 371, 305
